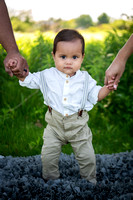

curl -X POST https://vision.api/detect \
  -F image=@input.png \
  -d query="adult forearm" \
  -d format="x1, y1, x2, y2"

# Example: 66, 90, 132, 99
117, 34, 133, 63
104, 34, 133, 87
0, 0, 19, 53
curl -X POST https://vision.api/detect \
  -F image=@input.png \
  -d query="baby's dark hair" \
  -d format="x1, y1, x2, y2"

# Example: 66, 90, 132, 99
53, 29, 85, 55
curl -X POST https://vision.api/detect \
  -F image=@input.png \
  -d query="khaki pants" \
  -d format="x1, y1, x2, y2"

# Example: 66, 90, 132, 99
41, 109, 96, 184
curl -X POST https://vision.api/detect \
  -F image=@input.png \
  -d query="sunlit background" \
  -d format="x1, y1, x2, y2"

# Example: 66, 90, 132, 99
5, 0, 133, 21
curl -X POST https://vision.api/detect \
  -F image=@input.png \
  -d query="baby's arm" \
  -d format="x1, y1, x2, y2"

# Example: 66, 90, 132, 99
8, 59, 27, 81
98, 80, 114, 101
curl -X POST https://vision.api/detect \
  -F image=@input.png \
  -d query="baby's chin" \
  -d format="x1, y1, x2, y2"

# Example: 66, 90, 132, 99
63, 69, 76, 77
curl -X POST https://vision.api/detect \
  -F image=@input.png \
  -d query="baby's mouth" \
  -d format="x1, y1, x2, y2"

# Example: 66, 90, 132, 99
64, 66, 72, 69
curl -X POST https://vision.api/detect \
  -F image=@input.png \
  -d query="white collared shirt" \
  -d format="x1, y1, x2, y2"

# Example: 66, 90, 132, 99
19, 67, 102, 116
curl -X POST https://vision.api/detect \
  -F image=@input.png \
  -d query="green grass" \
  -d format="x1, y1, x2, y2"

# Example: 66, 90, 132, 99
0, 116, 43, 156
91, 123, 133, 154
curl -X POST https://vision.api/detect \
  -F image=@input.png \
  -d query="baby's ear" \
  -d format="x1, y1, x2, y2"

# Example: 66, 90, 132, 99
81, 53, 85, 63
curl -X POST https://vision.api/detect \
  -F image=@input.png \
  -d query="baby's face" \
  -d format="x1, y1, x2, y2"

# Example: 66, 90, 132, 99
52, 39, 84, 77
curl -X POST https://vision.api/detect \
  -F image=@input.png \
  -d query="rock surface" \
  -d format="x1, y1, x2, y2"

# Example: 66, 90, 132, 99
0, 151, 133, 199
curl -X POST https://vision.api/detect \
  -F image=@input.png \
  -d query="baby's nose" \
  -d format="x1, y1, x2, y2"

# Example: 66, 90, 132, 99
66, 58, 72, 64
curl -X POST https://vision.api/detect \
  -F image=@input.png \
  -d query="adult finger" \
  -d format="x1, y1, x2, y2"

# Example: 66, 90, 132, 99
22, 64, 29, 76
104, 75, 108, 85
114, 74, 120, 86
113, 75, 121, 90
4, 61, 13, 77
104, 74, 113, 85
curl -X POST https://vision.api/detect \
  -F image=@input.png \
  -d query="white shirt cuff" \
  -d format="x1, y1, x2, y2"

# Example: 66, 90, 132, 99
19, 72, 32, 86
88, 85, 102, 105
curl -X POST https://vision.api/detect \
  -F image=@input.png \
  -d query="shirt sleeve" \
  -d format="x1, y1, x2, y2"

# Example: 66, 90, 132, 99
19, 72, 41, 89
87, 74, 102, 105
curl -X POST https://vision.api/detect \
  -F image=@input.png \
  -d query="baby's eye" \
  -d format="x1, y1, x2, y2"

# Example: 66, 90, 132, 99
73, 56, 78, 59
61, 55, 66, 59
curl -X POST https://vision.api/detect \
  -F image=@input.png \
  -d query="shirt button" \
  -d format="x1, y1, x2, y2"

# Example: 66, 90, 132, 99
66, 80, 69, 83
66, 75, 69, 78
64, 98, 67, 101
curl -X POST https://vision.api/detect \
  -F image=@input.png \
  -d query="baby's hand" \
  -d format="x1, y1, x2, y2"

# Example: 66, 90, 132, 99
8, 58, 18, 69
8, 59, 19, 78
106, 79, 116, 91
7, 59, 27, 81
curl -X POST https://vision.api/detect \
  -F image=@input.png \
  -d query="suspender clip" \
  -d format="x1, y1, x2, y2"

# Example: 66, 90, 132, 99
48, 106, 52, 114
78, 109, 83, 117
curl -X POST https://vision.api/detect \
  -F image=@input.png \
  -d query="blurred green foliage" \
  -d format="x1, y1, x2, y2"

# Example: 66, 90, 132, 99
10, 9, 133, 32
98, 13, 110, 25
0, 30, 133, 156
75, 15, 93, 28
28, 34, 54, 72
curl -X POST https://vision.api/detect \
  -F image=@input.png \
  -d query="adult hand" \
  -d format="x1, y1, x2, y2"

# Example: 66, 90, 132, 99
4, 50, 29, 78
105, 34, 133, 90
104, 56, 126, 90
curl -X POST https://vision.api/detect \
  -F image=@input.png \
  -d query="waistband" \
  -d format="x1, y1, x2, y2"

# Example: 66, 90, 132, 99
48, 107, 88, 121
